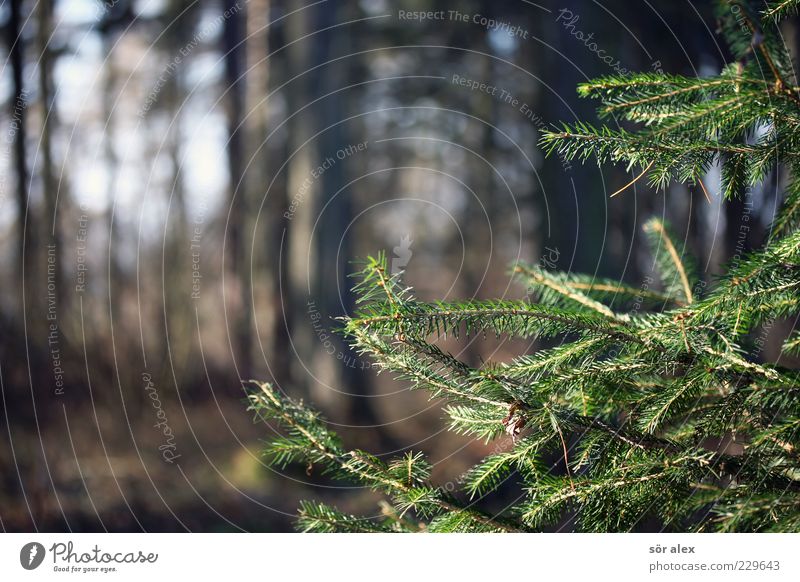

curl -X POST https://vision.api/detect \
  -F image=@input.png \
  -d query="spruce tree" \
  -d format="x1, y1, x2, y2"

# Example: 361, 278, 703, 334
247, 0, 800, 532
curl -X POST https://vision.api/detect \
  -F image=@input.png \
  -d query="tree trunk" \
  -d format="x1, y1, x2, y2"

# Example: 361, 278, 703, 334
38, 0, 62, 307
284, 4, 318, 399
8, 0, 30, 296
223, 0, 252, 379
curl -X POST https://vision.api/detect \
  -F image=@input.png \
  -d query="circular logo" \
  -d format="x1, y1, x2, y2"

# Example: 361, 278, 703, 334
20, 542, 46, 570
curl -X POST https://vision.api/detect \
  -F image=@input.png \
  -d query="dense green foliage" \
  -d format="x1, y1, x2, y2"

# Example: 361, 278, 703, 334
247, 1, 800, 532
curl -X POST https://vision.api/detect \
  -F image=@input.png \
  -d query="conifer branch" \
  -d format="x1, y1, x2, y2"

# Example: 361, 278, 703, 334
249, 2, 800, 532
723, 0, 795, 97
248, 382, 528, 533
763, 0, 800, 20
514, 264, 619, 318
644, 218, 695, 304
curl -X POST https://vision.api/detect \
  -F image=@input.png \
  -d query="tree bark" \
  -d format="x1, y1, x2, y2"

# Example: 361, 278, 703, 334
223, 0, 252, 379
9, 0, 31, 305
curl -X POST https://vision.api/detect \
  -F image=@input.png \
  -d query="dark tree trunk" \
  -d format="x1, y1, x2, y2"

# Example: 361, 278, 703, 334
223, 0, 252, 379
38, 0, 62, 306
9, 0, 31, 301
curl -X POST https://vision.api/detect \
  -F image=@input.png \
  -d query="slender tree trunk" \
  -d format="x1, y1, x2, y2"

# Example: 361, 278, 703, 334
102, 31, 122, 349
9, 0, 31, 306
38, 0, 61, 305
223, 0, 252, 379
163, 67, 192, 390
284, 5, 318, 399
308, 2, 382, 426
244, 0, 293, 386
